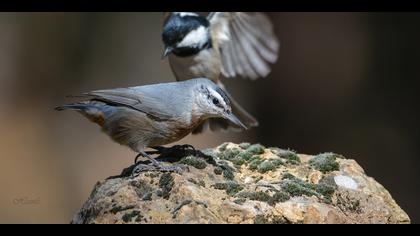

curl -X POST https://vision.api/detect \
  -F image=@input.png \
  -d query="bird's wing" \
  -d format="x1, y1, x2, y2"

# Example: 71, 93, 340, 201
208, 12, 280, 80
84, 86, 176, 121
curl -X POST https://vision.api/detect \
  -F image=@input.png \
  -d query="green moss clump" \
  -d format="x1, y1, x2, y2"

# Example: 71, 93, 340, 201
236, 191, 271, 202
122, 210, 141, 223
220, 149, 254, 167
158, 173, 174, 199
236, 190, 291, 205
268, 191, 291, 205
180, 156, 207, 169
271, 159, 284, 167
221, 148, 241, 160
280, 174, 336, 204
230, 157, 246, 166
273, 148, 300, 164
212, 181, 243, 196
215, 162, 236, 180
248, 157, 263, 171
214, 166, 223, 175
239, 143, 251, 149
236, 151, 253, 161
246, 144, 266, 155
309, 153, 340, 173
257, 161, 276, 173
314, 184, 336, 204
223, 169, 235, 180
254, 215, 288, 224
217, 144, 266, 169
281, 179, 319, 198
282, 172, 299, 181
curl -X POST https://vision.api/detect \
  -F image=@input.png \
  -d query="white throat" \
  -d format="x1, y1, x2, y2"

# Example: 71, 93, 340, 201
177, 26, 208, 48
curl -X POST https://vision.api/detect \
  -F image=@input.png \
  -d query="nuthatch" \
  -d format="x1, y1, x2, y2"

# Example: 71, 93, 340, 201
55, 78, 246, 173
162, 12, 279, 133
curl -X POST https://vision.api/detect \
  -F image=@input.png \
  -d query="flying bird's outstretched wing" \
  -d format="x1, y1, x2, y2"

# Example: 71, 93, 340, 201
208, 12, 280, 80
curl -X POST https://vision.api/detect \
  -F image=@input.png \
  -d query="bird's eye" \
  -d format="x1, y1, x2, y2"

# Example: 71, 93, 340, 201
212, 98, 220, 105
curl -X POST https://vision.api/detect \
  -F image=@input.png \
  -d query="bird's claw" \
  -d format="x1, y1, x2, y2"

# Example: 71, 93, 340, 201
152, 145, 198, 158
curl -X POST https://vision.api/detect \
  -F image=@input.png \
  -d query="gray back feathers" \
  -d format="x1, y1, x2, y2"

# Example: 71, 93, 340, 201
84, 79, 207, 121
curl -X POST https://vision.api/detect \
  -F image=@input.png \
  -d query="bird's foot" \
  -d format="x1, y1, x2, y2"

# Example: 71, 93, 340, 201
134, 145, 197, 164
152, 144, 196, 155
143, 145, 198, 163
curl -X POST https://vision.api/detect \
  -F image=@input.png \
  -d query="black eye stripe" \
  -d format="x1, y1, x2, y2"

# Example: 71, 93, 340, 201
202, 86, 229, 109
215, 87, 231, 108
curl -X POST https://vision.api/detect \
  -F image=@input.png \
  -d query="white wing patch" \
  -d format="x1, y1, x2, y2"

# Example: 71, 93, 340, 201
177, 26, 208, 48
174, 12, 198, 17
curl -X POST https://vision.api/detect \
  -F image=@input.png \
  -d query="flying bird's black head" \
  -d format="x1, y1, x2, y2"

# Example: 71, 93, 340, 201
162, 12, 212, 58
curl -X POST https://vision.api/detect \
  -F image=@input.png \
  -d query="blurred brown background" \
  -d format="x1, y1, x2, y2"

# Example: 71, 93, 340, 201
0, 12, 419, 223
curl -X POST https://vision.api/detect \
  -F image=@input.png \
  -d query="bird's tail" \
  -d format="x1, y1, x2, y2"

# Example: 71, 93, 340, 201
192, 82, 259, 134
55, 102, 109, 127
55, 103, 90, 112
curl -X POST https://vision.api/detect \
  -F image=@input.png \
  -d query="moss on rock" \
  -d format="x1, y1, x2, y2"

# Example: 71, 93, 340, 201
180, 156, 207, 169
268, 191, 291, 205
257, 160, 276, 173
212, 181, 243, 196
238, 143, 251, 149
246, 144, 266, 155
309, 153, 340, 173
248, 156, 263, 171
271, 148, 301, 164
280, 174, 336, 204
158, 173, 174, 199
221, 148, 241, 160
236, 191, 271, 202
255, 215, 289, 224
122, 210, 142, 223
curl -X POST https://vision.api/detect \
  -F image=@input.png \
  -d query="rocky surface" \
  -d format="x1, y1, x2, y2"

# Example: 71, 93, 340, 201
72, 143, 410, 224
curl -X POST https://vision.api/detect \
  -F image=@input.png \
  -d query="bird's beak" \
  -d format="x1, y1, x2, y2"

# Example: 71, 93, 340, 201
161, 47, 173, 60
225, 113, 248, 130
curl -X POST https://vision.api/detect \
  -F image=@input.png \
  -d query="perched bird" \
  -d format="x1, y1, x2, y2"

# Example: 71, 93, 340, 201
55, 78, 245, 172
162, 12, 280, 133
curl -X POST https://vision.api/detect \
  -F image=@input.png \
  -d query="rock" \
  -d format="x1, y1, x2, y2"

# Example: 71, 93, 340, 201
71, 143, 410, 224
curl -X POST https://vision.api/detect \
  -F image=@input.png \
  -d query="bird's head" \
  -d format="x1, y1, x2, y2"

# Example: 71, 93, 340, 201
190, 78, 247, 130
162, 12, 212, 58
